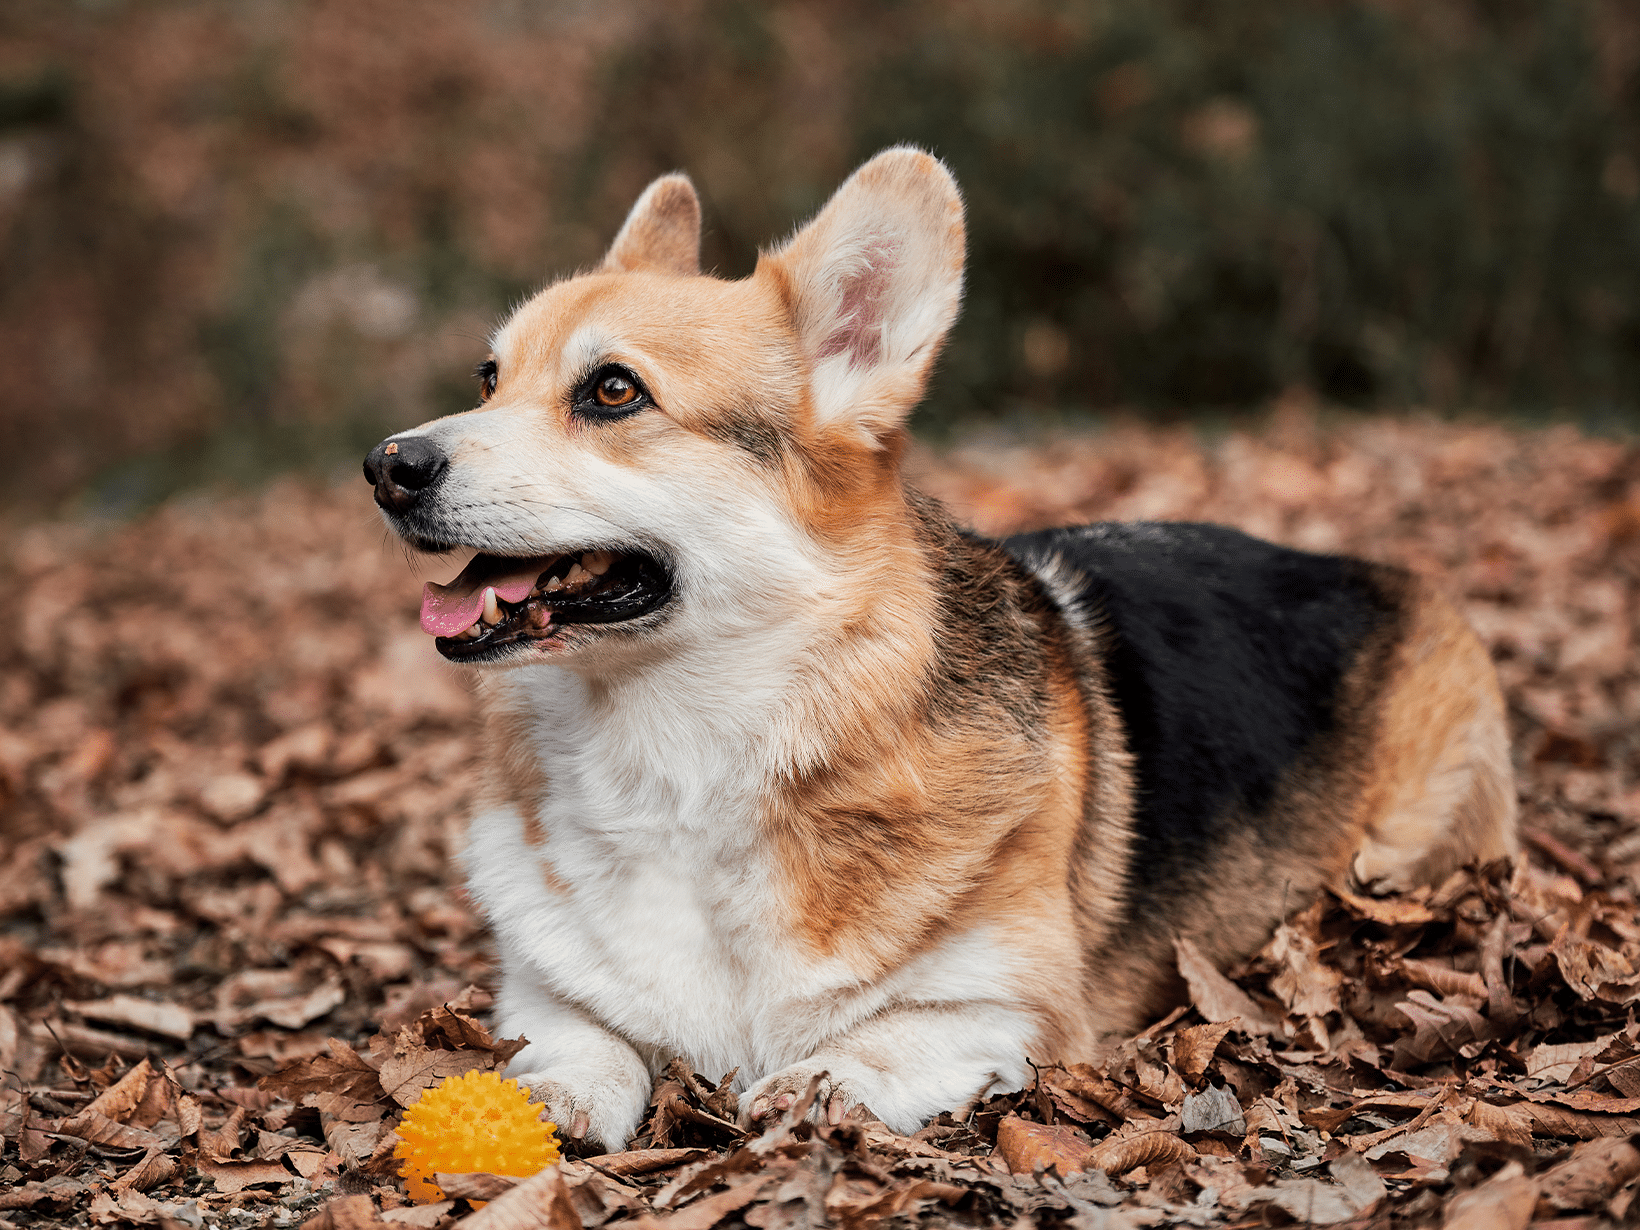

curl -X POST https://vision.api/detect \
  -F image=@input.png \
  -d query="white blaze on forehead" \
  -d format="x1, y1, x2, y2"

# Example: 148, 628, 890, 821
560, 323, 614, 378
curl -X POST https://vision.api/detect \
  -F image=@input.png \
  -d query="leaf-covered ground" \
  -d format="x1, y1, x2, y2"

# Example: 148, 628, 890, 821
3, 412, 1639, 1228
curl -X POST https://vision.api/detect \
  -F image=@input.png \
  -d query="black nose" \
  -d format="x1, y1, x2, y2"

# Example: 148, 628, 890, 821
363, 435, 448, 515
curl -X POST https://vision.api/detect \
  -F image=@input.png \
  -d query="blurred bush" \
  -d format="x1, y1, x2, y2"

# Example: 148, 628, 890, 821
0, 0, 1636, 509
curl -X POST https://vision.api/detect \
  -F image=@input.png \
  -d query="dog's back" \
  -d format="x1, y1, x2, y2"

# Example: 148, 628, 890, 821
1006, 521, 1516, 1017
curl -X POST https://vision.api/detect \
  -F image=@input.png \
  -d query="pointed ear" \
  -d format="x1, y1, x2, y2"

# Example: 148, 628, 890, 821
603, 173, 701, 275
762, 147, 964, 444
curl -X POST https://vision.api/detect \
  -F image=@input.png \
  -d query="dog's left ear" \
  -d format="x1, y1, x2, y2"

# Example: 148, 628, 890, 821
603, 173, 701, 276
763, 147, 965, 444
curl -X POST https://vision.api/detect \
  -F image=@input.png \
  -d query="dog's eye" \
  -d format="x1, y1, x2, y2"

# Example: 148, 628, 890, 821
574, 364, 650, 420
595, 373, 637, 407
474, 358, 498, 403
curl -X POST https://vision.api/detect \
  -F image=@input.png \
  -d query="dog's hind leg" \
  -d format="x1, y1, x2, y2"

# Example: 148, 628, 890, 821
1350, 585, 1518, 894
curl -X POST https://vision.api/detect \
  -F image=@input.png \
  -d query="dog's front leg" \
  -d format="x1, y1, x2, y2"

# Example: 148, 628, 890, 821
494, 970, 651, 1151
742, 1001, 1034, 1136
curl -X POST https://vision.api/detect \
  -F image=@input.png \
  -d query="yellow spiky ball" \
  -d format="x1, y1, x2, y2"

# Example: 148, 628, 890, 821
393, 1069, 560, 1203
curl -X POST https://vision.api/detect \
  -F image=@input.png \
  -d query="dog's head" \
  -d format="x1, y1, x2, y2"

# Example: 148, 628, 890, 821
366, 147, 965, 669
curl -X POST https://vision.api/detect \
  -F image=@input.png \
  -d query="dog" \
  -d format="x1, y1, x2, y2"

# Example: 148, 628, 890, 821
363, 147, 1518, 1149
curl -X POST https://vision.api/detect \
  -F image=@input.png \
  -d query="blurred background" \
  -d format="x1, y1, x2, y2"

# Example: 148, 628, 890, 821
2, 0, 1638, 514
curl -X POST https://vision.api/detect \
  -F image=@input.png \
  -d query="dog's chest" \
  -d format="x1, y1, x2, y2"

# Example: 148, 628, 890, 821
463, 674, 844, 1073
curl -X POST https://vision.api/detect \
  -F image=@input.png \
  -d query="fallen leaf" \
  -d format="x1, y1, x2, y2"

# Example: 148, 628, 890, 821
84, 1057, 154, 1120
436, 1171, 519, 1201
1173, 937, 1281, 1034
1527, 1033, 1622, 1083
1267, 920, 1343, 1017
1333, 887, 1437, 925
67, 996, 195, 1042
1364, 1120, 1494, 1165
260, 1037, 386, 1104
53, 1109, 166, 1150
1087, 1129, 1195, 1175
1179, 1085, 1245, 1136
116, 1147, 179, 1193
196, 1155, 296, 1193
457, 1163, 590, 1230
302, 1194, 389, 1229
377, 1046, 491, 1107
1241, 1177, 1365, 1224
581, 1147, 710, 1176
1171, 1019, 1235, 1086
1534, 1136, 1640, 1213
381, 1201, 456, 1226
1329, 1148, 1386, 1214
994, 1116, 1094, 1175
87, 1188, 169, 1226
1442, 1160, 1538, 1230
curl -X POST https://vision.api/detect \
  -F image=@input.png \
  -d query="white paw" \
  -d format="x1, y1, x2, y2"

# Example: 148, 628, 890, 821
741, 1061, 877, 1131
511, 1069, 649, 1152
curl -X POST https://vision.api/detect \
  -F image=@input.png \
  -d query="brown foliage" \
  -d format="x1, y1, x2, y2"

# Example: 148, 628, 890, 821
3, 414, 1640, 1225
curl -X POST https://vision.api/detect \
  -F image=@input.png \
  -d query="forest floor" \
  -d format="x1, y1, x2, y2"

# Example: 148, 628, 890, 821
3, 412, 1640, 1228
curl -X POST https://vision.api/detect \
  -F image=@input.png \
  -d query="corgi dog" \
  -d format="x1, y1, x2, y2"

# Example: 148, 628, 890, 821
363, 148, 1517, 1149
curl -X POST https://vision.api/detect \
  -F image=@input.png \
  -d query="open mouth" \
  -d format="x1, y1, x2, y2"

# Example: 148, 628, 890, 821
421, 548, 672, 661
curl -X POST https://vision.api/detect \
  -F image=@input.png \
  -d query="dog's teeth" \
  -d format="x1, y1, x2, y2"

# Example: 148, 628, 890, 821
565, 564, 591, 586
582, 551, 613, 576
544, 576, 564, 593
482, 587, 502, 625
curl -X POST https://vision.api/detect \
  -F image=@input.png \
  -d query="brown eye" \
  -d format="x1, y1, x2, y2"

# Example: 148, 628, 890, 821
595, 373, 637, 407
575, 363, 649, 419
474, 357, 498, 402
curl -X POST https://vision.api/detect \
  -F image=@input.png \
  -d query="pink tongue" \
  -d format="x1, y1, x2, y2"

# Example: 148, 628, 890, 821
420, 560, 546, 637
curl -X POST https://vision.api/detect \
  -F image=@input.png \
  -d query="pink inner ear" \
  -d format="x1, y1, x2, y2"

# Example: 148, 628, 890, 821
815, 237, 898, 370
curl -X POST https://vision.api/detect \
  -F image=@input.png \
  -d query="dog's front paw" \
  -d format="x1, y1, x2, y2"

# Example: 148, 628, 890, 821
512, 1069, 648, 1152
741, 1061, 877, 1131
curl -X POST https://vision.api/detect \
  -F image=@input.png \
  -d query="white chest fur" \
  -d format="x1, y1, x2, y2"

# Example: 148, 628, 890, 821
462, 665, 857, 1084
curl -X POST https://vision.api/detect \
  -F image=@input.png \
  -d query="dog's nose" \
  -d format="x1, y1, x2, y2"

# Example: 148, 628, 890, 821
363, 435, 448, 514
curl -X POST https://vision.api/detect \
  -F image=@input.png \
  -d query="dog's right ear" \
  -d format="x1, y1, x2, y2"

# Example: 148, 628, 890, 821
603, 173, 701, 276
763, 147, 965, 446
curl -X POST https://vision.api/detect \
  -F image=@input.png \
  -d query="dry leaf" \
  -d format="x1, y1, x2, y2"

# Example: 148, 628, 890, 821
67, 995, 194, 1041
381, 1202, 456, 1227
377, 1047, 491, 1107
1535, 1136, 1640, 1213
54, 1109, 166, 1150
1467, 1099, 1535, 1147
260, 1038, 386, 1104
116, 1147, 179, 1193
994, 1116, 1094, 1175
1087, 1129, 1195, 1175
582, 1148, 711, 1176
457, 1164, 590, 1230
1180, 1086, 1245, 1136
302, 1194, 390, 1229
1334, 887, 1437, 925
1442, 1161, 1538, 1230
1242, 1177, 1365, 1224
1171, 1019, 1235, 1086
1267, 921, 1343, 1017
195, 1156, 295, 1194
1173, 937, 1281, 1034
1526, 1033, 1622, 1082
86, 1188, 169, 1226
84, 1057, 154, 1120
436, 1171, 520, 1201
